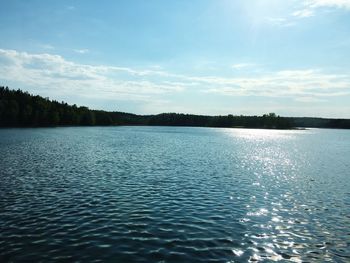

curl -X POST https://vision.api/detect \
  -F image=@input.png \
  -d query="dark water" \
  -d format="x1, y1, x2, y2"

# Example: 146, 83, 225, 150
0, 127, 349, 262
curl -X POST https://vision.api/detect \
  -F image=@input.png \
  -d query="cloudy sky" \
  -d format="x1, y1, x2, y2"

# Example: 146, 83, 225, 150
0, 0, 349, 117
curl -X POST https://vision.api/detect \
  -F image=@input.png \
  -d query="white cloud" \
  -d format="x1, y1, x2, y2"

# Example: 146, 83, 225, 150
0, 49, 349, 109
295, 97, 326, 102
308, 0, 350, 9
74, 49, 90, 54
292, 9, 315, 17
0, 49, 183, 101
293, 0, 350, 19
231, 63, 256, 70
266, 17, 297, 27
266, 0, 350, 26
39, 44, 55, 50
199, 69, 350, 99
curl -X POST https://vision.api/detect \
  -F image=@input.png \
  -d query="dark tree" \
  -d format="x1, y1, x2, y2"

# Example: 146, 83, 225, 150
7, 86, 350, 129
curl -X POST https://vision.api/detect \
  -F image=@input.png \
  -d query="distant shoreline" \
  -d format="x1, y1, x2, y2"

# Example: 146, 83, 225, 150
1, 86, 350, 129
0, 124, 326, 131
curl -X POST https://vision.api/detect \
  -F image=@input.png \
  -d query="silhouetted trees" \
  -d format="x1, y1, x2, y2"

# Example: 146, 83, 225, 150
6, 86, 350, 129
147, 112, 294, 129
0, 87, 99, 127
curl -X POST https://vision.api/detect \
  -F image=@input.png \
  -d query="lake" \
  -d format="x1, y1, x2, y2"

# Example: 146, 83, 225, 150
0, 126, 349, 262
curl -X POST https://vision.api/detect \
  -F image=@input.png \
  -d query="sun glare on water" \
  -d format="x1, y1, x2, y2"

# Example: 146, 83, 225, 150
222, 128, 300, 141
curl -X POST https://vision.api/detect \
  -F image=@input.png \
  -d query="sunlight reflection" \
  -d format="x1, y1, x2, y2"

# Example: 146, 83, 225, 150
222, 128, 301, 141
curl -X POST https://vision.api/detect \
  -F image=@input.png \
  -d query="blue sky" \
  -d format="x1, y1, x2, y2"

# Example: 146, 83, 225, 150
0, 0, 349, 117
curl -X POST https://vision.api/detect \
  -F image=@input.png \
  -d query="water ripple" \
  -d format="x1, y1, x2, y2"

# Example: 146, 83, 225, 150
0, 127, 349, 262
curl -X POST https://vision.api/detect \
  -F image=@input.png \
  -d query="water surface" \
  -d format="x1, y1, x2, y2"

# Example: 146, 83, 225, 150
0, 127, 349, 262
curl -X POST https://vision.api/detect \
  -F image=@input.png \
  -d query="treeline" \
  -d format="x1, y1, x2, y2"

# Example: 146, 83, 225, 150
292, 117, 350, 129
148, 112, 293, 129
1, 86, 347, 129
0, 87, 294, 129
1, 87, 109, 126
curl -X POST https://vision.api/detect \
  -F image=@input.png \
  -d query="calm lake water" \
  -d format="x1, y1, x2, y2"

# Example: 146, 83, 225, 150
0, 127, 349, 262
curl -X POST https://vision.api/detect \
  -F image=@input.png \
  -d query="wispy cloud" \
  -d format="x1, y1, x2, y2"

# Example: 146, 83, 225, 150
308, 0, 350, 9
0, 49, 183, 101
269, 0, 350, 26
293, 0, 350, 18
231, 63, 256, 70
295, 97, 326, 103
292, 9, 315, 18
265, 17, 296, 27
0, 49, 349, 108
73, 49, 90, 54
39, 44, 55, 50
197, 69, 350, 99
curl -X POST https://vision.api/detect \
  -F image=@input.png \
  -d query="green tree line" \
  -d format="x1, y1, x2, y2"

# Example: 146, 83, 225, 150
5, 86, 339, 129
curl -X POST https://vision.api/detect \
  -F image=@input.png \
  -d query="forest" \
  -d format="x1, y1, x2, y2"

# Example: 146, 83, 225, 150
1, 86, 349, 129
